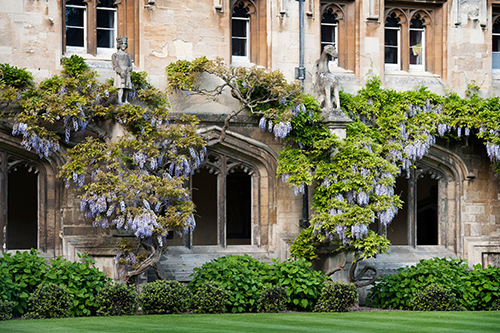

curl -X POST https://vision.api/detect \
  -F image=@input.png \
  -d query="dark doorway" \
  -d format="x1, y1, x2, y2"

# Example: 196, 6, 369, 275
417, 174, 438, 245
192, 169, 218, 245
387, 177, 408, 245
226, 170, 251, 245
7, 164, 38, 249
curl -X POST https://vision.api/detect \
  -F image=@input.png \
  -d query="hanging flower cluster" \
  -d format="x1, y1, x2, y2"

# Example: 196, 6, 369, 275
12, 122, 60, 158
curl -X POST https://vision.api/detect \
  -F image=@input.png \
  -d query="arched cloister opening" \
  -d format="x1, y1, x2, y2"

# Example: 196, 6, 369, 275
380, 145, 470, 251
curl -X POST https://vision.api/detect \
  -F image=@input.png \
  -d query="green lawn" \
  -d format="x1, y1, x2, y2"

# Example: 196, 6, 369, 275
0, 312, 499, 333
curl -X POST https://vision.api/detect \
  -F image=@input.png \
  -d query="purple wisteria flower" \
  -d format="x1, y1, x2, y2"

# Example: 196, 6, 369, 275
352, 224, 368, 240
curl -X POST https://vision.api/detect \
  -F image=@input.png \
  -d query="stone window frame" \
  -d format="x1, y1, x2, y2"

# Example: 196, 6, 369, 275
62, 0, 139, 63
230, 0, 267, 67
409, 14, 426, 71
320, 1, 356, 72
492, 8, 500, 74
384, 7, 434, 73
320, 4, 339, 67
231, 1, 251, 63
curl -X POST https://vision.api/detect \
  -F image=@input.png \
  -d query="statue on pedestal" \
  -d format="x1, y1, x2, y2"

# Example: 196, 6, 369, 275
112, 36, 133, 105
314, 44, 350, 134
314, 44, 351, 123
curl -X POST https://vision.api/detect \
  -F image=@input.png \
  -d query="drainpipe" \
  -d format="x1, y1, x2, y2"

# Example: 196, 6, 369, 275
295, 0, 309, 228
295, 0, 306, 85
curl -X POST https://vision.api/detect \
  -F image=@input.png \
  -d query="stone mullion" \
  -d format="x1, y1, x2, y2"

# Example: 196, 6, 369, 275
220, 155, 227, 248
84, 0, 97, 56
0, 150, 6, 251
408, 169, 417, 247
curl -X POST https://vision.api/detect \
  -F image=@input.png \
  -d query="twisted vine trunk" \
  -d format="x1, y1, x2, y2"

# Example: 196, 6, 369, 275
349, 261, 379, 288
325, 253, 379, 288
124, 240, 168, 284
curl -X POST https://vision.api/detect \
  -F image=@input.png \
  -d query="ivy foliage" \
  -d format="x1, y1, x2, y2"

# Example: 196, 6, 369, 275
0, 57, 206, 282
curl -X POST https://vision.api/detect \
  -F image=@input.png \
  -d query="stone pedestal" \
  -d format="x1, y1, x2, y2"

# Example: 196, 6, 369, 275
322, 108, 352, 138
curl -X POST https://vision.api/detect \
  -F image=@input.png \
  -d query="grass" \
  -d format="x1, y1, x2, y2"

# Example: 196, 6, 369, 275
0, 312, 499, 333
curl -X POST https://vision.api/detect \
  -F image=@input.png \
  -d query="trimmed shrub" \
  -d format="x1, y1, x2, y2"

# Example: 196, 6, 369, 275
46, 254, 111, 316
367, 257, 500, 310
189, 255, 326, 313
0, 249, 48, 317
140, 280, 191, 314
410, 283, 462, 311
0, 250, 111, 317
257, 285, 289, 313
96, 283, 138, 316
24, 283, 72, 319
314, 281, 358, 313
192, 281, 231, 314
269, 258, 326, 311
0, 300, 15, 321
189, 255, 270, 313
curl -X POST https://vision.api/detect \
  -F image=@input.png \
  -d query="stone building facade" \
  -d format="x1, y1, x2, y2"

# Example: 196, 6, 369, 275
1, 0, 500, 280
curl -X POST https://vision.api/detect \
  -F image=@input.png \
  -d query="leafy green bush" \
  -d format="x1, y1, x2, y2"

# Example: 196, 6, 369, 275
140, 280, 191, 314
96, 283, 138, 316
0, 300, 15, 321
24, 283, 72, 319
45, 254, 111, 316
0, 63, 34, 89
491, 299, 500, 311
269, 258, 326, 311
366, 257, 500, 311
462, 265, 500, 311
189, 255, 270, 313
410, 283, 463, 311
0, 250, 110, 317
0, 249, 48, 317
190, 255, 326, 313
314, 281, 358, 313
191, 281, 231, 314
61, 54, 90, 78
257, 285, 289, 313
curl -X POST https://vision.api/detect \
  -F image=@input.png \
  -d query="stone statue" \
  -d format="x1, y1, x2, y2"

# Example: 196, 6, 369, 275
112, 36, 133, 105
314, 44, 341, 116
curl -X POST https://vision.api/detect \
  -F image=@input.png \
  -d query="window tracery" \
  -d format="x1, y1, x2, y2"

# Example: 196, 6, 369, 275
384, 7, 436, 73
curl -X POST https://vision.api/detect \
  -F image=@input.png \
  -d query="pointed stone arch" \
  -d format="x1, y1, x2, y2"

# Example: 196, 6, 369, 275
188, 126, 278, 249
389, 144, 471, 252
0, 132, 64, 257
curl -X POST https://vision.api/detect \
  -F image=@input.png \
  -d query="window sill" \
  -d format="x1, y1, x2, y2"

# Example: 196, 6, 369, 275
63, 51, 113, 62
384, 69, 440, 79
492, 70, 500, 83
330, 66, 354, 75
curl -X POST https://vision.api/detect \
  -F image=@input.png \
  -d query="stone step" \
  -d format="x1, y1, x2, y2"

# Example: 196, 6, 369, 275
151, 246, 275, 282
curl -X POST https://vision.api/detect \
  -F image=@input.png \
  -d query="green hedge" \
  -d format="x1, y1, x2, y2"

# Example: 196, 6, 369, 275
367, 257, 500, 310
0, 249, 110, 317
189, 255, 326, 313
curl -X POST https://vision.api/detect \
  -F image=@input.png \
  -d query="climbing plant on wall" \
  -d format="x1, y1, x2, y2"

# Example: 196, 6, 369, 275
166, 57, 500, 286
0, 57, 205, 284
